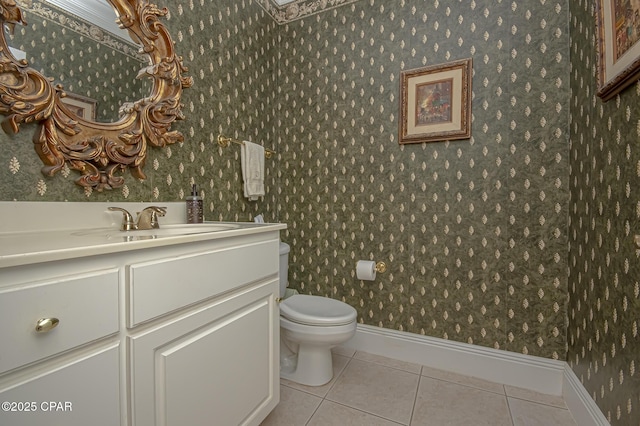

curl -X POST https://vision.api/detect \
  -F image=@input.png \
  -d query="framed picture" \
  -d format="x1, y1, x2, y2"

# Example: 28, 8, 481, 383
399, 58, 472, 144
61, 92, 97, 121
596, 0, 640, 101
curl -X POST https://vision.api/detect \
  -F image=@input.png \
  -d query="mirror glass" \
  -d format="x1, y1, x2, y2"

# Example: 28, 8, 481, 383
7, 0, 149, 123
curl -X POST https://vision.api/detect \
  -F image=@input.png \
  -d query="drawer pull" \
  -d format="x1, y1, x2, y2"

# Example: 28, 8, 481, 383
35, 318, 60, 333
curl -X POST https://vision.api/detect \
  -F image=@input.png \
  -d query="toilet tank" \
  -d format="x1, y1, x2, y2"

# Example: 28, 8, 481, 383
279, 242, 290, 297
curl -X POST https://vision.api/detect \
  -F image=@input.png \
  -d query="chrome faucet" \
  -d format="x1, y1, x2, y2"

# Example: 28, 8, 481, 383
108, 206, 167, 231
108, 207, 136, 231
136, 206, 166, 230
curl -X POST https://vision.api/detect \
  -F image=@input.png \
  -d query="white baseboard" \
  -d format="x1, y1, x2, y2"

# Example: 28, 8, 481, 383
563, 364, 610, 426
343, 324, 565, 394
342, 324, 609, 426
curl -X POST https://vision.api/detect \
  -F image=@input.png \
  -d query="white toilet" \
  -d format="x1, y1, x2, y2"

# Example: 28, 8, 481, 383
278, 242, 357, 386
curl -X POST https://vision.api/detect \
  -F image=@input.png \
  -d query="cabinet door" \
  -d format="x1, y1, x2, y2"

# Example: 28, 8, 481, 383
129, 280, 279, 426
0, 344, 121, 426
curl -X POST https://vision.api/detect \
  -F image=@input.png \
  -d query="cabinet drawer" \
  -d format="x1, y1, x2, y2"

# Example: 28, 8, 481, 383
0, 269, 119, 373
127, 239, 278, 327
0, 343, 121, 426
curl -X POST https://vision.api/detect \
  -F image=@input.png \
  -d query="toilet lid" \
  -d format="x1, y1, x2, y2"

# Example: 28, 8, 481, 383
280, 295, 357, 326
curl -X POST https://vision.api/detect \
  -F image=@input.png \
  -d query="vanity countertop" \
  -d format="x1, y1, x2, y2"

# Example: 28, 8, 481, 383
0, 202, 286, 269
0, 222, 286, 269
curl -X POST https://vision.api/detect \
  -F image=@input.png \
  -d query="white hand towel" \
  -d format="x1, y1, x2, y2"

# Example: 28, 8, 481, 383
241, 141, 265, 201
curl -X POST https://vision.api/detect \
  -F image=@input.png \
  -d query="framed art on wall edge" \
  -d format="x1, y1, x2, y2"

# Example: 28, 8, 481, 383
596, 0, 640, 101
399, 58, 472, 145
60, 92, 98, 121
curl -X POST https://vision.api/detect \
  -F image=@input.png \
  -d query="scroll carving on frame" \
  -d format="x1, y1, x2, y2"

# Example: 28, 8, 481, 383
0, 0, 193, 191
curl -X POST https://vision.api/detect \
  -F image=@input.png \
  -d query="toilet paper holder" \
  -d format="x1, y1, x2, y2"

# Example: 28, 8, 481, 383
374, 261, 387, 273
356, 260, 387, 281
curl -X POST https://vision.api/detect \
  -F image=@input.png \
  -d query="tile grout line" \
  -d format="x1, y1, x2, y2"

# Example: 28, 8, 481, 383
303, 400, 321, 426
323, 399, 407, 426
305, 351, 355, 425
407, 367, 425, 426
418, 374, 507, 396
504, 388, 517, 426
505, 394, 573, 411
346, 352, 424, 425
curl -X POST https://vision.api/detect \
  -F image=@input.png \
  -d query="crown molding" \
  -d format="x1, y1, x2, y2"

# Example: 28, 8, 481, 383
44, 0, 127, 40
257, 0, 360, 24
18, 0, 142, 60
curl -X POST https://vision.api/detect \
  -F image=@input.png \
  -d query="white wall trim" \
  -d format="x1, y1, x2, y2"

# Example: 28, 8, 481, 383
343, 324, 609, 426
343, 324, 565, 395
563, 364, 611, 426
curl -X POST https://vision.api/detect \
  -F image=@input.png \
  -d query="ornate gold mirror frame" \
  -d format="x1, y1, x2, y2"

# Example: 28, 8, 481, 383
0, 0, 192, 191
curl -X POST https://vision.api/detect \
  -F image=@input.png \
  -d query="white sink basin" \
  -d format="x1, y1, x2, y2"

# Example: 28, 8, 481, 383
73, 223, 241, 240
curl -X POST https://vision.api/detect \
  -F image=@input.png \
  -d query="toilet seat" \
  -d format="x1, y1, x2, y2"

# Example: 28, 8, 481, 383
280, 294, 357, 326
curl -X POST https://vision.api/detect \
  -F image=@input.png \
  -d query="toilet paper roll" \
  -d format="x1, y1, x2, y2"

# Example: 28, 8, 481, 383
356, 260, 377, 281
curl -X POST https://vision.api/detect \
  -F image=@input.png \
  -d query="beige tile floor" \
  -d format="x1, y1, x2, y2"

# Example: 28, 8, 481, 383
261, 348, 577, 426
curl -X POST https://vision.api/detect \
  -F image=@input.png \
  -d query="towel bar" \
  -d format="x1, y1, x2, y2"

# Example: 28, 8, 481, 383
217, 135, 276, 159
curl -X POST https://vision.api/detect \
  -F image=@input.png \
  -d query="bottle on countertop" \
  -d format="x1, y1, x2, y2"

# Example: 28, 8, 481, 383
186, 184, 203, 223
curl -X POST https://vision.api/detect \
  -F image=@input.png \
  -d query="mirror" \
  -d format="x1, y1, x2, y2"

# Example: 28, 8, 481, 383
0, 0, 192, 191
7, 0, 149, 124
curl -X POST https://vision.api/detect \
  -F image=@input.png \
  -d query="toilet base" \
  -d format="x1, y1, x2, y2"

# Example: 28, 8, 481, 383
280, 343, 334, 386
279, 306, 357, 387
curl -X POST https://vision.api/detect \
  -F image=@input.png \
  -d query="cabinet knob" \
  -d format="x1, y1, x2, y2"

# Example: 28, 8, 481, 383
35, 317, 60, 333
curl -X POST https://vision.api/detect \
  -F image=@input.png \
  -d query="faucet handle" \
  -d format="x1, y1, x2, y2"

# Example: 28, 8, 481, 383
136, 206, 167, 229
108, 207, 135, 231
146, 206, 167, 215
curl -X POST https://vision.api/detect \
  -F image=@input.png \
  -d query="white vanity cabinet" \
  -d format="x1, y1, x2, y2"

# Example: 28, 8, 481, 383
0, 265, 122, 426
127, 235, 280, 426
0, 223, 283, 426
129, 280, 278, 426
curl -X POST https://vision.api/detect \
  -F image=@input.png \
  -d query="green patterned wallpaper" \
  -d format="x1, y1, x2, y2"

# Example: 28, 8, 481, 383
277, 0, 569, 359
0, 0, 638, 423
568, 1, 640, 424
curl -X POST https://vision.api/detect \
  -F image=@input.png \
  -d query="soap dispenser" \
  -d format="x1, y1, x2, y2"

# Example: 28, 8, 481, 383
186, 184, 203, 223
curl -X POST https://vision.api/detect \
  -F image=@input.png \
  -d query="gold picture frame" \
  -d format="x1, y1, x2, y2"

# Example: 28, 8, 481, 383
60, 92, 97, 121
596, 0, 640, 101
399, 59, 472, 144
